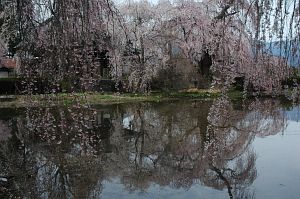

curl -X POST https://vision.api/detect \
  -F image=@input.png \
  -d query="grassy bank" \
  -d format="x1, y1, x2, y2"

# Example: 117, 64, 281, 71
0, 89, 225, 108
1, 88, 292, 109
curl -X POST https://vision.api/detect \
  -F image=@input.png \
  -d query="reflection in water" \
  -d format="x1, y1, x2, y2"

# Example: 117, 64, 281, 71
0, 98, 289, 198
204, 97, 285, 199
0, 120, 11, 142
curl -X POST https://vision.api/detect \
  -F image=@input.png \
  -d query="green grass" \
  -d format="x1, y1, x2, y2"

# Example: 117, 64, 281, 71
228, 89, 244, 100
0, 89, 224, 108
0, 88, 254, 108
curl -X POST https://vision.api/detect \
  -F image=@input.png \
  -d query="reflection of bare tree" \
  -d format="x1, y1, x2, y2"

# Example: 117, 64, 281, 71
0, 99, 287, 198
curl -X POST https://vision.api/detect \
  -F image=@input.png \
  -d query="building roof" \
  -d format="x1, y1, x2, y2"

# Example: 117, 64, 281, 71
0, 58, 17, 69
0, 38, 17, 70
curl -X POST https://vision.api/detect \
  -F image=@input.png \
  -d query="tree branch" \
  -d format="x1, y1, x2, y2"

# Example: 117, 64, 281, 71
215, 0, 236, 20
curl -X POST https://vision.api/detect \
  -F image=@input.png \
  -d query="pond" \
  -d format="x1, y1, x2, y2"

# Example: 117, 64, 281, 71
0, 97, 300, 199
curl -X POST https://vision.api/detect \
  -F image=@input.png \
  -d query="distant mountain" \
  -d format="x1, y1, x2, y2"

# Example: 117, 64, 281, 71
265, 40, 300, 67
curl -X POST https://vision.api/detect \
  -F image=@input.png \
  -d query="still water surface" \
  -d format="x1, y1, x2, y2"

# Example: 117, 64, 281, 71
0, 98, 299, 199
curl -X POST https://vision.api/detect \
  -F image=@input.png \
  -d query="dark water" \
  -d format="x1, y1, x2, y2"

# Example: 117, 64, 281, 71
0, 97, 300, 199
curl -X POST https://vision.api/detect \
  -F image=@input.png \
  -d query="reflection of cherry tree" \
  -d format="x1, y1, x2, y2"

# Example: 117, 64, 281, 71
247, 99, 287, 138
204, 96, 286, 198
112, 99, 286, 198
23, 105, 115, 198
0, 105, 113, 198
0, 99, 287, 198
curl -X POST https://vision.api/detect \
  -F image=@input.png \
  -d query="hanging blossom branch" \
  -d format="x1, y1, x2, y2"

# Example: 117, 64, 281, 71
0, 0, 299, 95
154, 0, 295, 94
1, 0, 123, 93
